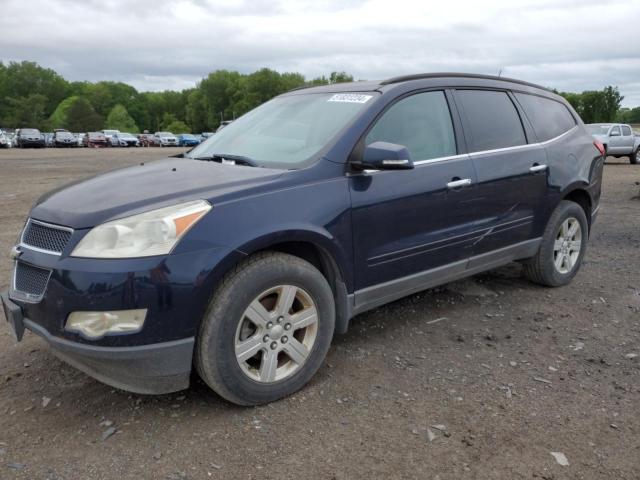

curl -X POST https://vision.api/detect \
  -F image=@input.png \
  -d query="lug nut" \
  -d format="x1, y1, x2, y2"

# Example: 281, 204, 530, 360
263, 335, 269, 342
281, 336, 288, 344
270, 342, 278, 350
277, 316, 284, 323
284, 323, 291, 331
266, 322, 273, 329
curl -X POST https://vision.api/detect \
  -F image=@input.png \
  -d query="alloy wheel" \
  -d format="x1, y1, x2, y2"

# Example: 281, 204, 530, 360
234, 285, 318, 383
553, 217, 582, 274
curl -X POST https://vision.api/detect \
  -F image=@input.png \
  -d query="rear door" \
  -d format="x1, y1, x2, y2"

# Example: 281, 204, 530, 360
349, 90, 478, 295
453, 89, 549, 257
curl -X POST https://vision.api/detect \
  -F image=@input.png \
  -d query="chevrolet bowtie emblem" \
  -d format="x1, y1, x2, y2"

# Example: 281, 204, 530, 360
9, 245, 22, 260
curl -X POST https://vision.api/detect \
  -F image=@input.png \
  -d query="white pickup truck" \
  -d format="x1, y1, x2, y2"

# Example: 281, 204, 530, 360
586, 123, 640, 164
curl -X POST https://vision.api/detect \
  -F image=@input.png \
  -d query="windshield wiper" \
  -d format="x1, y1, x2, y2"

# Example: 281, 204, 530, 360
192, 153, 259, 167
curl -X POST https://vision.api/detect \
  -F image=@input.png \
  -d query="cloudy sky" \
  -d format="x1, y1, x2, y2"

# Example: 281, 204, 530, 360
1, 0, 639, 106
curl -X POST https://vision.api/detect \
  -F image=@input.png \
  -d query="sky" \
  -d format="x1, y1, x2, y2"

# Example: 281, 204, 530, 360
1, 0, 639, 106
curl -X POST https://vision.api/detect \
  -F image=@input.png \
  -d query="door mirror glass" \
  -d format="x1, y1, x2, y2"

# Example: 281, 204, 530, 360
360, 141, 414, 170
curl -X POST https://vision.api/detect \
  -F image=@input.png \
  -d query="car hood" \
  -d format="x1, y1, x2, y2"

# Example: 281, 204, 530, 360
30, 157, 285, 229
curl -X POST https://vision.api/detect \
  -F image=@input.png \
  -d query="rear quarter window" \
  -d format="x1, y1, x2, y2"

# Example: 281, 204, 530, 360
455, 90, 527, 152
514, 93, 576, 142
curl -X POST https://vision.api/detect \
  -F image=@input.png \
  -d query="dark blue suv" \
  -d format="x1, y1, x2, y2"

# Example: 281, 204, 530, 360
1, 73, 604, 405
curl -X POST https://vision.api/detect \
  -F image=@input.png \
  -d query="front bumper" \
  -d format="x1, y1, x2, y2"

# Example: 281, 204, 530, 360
1, 291, 194, 394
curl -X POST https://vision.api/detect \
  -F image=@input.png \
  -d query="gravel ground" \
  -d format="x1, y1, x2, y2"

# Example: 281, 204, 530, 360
0, 147, 639, 480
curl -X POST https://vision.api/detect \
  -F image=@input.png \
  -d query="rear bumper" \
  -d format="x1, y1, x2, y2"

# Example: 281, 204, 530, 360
1, 291, 194, 394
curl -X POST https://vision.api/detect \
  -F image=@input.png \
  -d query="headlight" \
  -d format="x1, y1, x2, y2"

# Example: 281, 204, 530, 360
71, 200, 211, 258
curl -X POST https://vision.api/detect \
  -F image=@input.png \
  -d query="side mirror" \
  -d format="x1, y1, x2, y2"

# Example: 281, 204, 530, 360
358, 141, 414, 170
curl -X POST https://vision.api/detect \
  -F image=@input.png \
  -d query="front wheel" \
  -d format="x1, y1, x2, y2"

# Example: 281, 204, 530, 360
630, 148, 638, 165
522, 200, 588, 287
196, 252, 335, 406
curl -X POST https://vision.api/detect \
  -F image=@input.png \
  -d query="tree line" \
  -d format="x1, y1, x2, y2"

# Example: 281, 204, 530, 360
0, 61, 354, 133
0, 60, 636, 134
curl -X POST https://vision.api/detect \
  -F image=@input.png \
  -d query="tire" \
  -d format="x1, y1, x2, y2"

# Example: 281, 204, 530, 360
522, 200, 588, 287
630, 148, 638, 165
196, 252, 335, 406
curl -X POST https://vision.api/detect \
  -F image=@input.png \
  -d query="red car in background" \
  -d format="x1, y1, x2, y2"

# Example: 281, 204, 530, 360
84, 132, 109, 148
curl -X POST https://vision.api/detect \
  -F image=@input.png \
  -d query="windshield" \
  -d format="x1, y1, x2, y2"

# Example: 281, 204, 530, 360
157, 132, 173, 137
186, 92, 377, 168
181, 134, 196, 139
587, 125, 611, 135
58, 132, 73, 138
21, 129, 39, 135
120, 133, 135, 138
103, 130, 119, 135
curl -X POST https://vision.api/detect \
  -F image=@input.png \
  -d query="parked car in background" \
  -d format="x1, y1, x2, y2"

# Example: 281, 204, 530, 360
102, 129, 120, 146
53, 130, 77, 148
44, 133, 55, 147
83, 132, 109, 148
200, 132, 214, 141
154, 131, 178, 147
0, 132, 9, 148
75, 133, 86, 147
16, 128, 46, 148
586, 123, 640, 164
0, 73, 605, 405
215, 121, 233, 132
112, 132, 140, 147
3, 132, 15, 148
177, 133, 199, 147
138, 133, 160, 147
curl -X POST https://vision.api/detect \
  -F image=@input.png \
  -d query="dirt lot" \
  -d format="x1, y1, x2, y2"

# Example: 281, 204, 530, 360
0, 147, 639, 480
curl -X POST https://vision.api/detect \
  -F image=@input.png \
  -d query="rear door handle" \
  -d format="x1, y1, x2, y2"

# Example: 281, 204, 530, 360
529, 164, 547, 173
446, 178, 472, 189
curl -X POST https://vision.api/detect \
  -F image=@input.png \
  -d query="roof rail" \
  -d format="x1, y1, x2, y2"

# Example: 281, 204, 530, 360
380, 72, 551, 92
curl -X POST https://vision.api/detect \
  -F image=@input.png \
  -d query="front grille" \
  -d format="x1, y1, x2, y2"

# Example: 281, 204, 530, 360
22, 219, 72, 254
13, 262, 51, 300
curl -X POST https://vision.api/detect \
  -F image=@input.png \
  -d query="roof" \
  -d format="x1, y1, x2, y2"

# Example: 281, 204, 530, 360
286, 72, 551, 95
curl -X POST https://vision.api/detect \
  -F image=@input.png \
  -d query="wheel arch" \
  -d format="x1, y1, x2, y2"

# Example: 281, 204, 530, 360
223, 230, 354, 334
561, 186, 593, 231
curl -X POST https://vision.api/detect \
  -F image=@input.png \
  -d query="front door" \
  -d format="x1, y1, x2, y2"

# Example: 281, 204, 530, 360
349, 90, 478, 307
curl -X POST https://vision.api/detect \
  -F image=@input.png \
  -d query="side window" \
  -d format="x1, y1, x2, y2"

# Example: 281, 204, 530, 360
515, 93, 577, 142
456, 90, 526, 151
610, 126, 621, 136
621, 125, 632, 136
365, 91, 456, 161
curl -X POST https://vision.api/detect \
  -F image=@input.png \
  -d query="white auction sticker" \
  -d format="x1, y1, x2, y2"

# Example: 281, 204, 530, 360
327, 94, 373, 104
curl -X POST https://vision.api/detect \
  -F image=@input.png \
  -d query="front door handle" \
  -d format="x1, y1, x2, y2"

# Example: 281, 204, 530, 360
529, 164, 547, 173
446, 178, 472, 189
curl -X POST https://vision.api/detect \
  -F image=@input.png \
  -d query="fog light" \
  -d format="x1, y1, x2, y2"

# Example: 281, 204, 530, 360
66, 309, 147, 339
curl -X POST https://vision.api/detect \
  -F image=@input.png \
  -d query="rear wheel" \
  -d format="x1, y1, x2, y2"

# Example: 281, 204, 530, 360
523, 200, 588, 287
196, 252, 335, 405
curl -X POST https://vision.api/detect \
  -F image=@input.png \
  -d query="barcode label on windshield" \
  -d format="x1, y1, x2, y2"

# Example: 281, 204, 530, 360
328, 94, 373, 104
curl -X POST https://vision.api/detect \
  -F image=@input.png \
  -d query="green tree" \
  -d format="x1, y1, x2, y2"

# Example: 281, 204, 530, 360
105, 104, 138, 132
49, 95, 80, 128
0, 61, 70, 123
4, 94, 49, 129
65, 97, 103, 132
164, 120, 190, 133
557, 86, 623, 123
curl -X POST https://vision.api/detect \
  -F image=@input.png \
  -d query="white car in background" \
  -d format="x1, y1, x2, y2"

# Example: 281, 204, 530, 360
154, 131, 178, 147
101, 129, 120, 147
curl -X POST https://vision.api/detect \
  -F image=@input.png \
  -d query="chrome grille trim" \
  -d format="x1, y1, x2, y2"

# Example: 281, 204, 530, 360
20, 218, 74, 256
